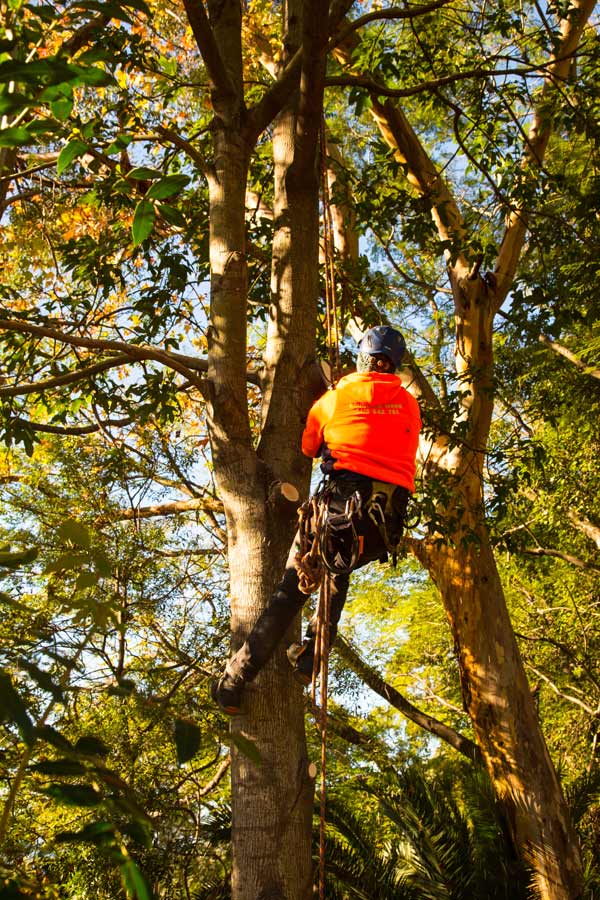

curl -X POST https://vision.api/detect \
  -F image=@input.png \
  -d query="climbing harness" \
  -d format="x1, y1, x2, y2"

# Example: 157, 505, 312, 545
295, 480, 364, 592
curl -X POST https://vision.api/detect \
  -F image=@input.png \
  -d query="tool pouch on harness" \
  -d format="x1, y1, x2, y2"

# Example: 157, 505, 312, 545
318, 487, 363, 575
366, 480, 410, 566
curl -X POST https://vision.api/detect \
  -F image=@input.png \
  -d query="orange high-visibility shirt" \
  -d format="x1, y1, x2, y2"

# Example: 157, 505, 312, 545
301, 372, 421, 491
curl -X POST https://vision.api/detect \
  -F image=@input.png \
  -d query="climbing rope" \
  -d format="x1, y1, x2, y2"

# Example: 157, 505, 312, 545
320, 117, 341, 385
294, 483, 362, 900
295, 494, 325, 595
294, 494, 330, 899
313, 577, 330, 900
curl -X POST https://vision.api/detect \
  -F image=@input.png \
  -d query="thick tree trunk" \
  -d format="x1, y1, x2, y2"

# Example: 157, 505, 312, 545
427, 469, 583, 900
227, 490, 314, 900
204, 0, 321, 893
206, 128, 315, 899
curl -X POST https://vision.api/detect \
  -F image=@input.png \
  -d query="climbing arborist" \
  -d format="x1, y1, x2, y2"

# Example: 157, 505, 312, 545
211, 325, 421, 714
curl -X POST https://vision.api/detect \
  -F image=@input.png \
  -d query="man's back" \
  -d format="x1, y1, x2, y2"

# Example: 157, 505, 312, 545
302, 372, 421, 490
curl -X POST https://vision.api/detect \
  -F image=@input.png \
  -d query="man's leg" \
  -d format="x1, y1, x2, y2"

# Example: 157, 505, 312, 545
212, 534, 306, 713
287, 570, 350, 684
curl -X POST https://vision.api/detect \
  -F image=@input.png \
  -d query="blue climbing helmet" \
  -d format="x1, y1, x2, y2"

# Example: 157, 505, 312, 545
358, 326, 406, 370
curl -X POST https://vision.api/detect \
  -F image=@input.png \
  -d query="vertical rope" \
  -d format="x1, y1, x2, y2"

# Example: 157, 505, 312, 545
320, 118, 341, 384
312, 576, 330, 900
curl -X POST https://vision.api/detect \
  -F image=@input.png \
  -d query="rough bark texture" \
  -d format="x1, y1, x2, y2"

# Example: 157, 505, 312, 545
200, 0, 326, 895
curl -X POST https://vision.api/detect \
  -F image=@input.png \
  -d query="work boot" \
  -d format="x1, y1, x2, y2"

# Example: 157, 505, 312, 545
210, 667, 245, 715
287, 641, 315, 686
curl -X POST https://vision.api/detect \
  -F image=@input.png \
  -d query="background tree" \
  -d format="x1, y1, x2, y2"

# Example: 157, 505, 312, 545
1, 0, 599, 897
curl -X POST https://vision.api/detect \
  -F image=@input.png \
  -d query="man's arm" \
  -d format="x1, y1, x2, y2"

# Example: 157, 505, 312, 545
301, 392, 334, 457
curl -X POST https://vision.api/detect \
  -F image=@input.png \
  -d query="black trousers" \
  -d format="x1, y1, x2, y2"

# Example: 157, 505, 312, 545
229, 475, 409, 682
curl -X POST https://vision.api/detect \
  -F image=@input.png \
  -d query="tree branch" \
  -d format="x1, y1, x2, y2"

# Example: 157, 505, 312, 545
198, 755, 231, 795
566, 510, 600, 551
245, 0, 355, 143
335, 633, 482, 764
538, 334, 600, 381
524, 662, 597, 716
494, 0, 597, 304
0, 354, 131, 397
108, 495, 224, 521
180, 0, 237, 103
8, 416, 132, 436
325, 61, 566, 98
330, 0, 455, 47
0, 318, 261, 388
332, 27, 470, 276
0, 318, 205, 386
520, 546, 600, 572
245, 48, 303, 144
521, 485, 600, 550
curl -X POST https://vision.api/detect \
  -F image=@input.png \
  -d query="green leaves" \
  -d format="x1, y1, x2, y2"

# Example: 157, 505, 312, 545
57, 139, 88, 175
0, 546, 37, 569
0, 58, 113, 88
0, 670, 33, 743
131, 175, 190, 244
120, 858, 152, 900
74, 735, 110, 757
44, 550, 90, 573
0, 126, 30, 148
43, 518, 110, 595
127, 166, 162, 180
174, 718, 201, 764
57, 518, 91, 549
55, 823, 152, 899
146, 175, 190, 201
43, 783, 103, 806
30, 759, 87, 776
17, 660, 63, 701
132, 200, 156, 246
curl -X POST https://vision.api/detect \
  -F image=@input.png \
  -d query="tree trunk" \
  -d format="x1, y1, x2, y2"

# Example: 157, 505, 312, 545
204, 0, 323, 892
426, 461, 583, 898
227, 489, 314, 900
431, 274, 584, 899
206, 124, 315, 899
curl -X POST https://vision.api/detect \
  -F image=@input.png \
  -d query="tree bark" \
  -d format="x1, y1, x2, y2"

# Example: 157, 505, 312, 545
201, 0, 325, 895
428, 475, 583, 899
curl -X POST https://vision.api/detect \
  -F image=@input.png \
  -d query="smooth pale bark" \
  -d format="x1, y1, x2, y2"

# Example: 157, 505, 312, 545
417, 470, 583, 897
421, 274, 584, 899
320, 119, 584, 896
